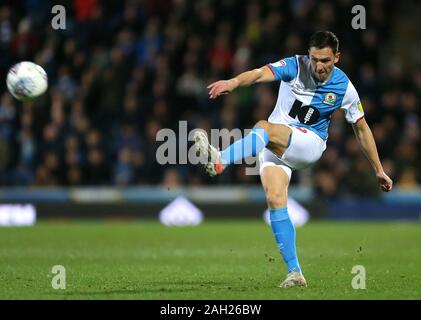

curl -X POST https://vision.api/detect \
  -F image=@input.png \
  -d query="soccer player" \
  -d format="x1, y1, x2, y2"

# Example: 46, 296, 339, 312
194, 31, 393, 288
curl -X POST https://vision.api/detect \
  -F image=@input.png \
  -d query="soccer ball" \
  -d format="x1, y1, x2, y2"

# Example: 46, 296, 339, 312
6, 61, 48, 101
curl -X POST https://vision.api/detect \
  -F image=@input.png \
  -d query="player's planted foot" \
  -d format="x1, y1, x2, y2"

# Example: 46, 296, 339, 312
194, 130, 224, 177
279, 272, 307, 288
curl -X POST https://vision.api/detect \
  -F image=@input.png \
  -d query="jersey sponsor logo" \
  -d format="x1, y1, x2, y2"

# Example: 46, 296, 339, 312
358, 101, 364, 112
289, 99, 320, 125
323, 92, 337, 106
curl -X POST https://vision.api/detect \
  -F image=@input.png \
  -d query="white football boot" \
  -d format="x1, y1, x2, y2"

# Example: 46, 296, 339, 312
193, 130, 224, 177
279, 272, 307, 288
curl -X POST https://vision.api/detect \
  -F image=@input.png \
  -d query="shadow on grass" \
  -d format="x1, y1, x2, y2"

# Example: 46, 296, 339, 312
49, 284, 272, 297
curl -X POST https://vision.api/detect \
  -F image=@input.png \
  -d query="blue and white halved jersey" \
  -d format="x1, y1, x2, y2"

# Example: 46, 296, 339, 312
266, 55, 364, 141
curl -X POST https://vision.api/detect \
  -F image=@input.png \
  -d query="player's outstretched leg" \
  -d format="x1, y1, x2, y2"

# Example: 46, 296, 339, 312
194, 121, 274, 177
194, 125, 269, 176
261, 165, 307, 288
193, 130, 224, 177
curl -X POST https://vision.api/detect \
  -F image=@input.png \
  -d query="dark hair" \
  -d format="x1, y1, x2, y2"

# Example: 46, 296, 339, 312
308, 31, 339, 54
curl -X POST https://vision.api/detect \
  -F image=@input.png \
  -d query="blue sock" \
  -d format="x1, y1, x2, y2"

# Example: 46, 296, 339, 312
220, 127, 269, 167
269, 207, 301, 273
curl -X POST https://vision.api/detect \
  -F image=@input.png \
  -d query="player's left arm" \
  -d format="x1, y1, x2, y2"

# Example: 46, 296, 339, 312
352, 117, 393, 192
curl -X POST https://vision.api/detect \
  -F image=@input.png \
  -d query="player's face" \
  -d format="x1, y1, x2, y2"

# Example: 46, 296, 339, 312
308, 47, 340, 82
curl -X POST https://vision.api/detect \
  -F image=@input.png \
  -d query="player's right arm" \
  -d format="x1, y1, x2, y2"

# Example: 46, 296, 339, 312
208, 66, 274, 99
208, 56, 298, 99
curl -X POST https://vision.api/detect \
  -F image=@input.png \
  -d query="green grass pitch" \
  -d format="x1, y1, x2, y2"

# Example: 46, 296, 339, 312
1, 220, 420, 299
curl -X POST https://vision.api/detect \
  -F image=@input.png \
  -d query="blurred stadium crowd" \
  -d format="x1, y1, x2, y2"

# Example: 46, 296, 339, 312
0, 0, 420, 197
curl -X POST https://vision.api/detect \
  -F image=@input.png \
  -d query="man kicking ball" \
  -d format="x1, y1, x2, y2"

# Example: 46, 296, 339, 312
194, 31, 393, 288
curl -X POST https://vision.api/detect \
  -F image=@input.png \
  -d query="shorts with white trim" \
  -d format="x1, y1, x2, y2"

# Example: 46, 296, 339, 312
258, 125, 327, 180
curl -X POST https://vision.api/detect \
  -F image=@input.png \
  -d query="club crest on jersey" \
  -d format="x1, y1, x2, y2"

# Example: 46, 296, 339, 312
323, 92, 336, 106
